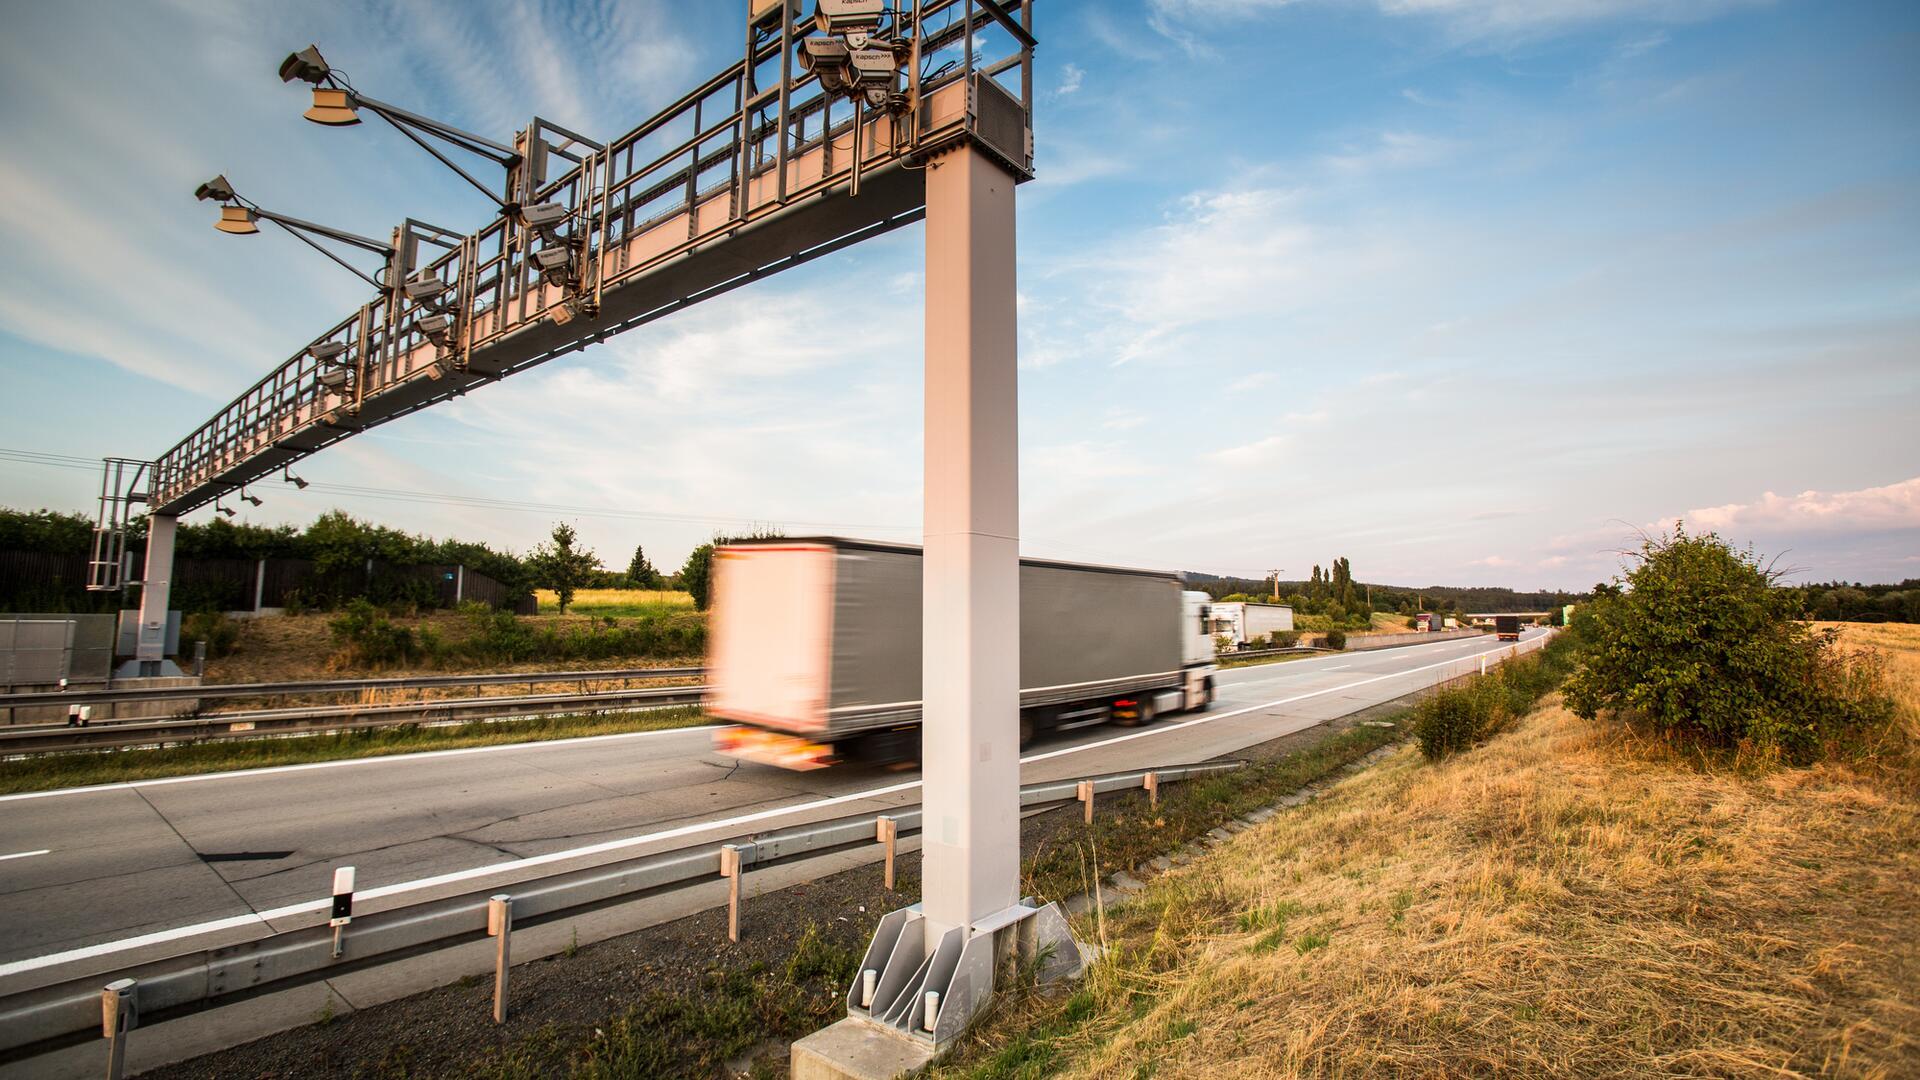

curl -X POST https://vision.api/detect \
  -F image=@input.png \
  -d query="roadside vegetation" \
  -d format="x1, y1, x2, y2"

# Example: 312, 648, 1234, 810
0, 706, 709, 795
328, 599, 705, 669
939, 528, 1916, 1079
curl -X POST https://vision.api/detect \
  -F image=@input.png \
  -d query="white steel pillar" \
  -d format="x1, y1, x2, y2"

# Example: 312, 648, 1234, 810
133, 514, 177, 674
920, 142, 1022, 943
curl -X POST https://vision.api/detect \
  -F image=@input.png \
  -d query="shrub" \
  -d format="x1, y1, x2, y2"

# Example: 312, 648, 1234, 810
181, 610, 241, 660
1322, 628, 1347, 651
1273, 630, 1301, 648
1416, 636, 1578, 760
1563, 526, 1896, 761
328, 599, 419, 667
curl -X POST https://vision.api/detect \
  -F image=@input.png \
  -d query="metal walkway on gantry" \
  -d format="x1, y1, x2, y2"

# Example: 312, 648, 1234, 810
110, 0, 1033, 529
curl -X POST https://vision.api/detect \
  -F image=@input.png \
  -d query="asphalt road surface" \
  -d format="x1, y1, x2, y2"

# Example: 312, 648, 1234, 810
0, 629, 1544, 988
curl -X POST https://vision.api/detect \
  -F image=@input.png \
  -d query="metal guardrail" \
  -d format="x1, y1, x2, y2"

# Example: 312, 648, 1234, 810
0, 685, 709, 755
0, 759, 1243, 1064
0, 666, 706, 710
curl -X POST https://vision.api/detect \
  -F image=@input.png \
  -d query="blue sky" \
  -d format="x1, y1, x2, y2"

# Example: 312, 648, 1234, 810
1, 0, 1915, 590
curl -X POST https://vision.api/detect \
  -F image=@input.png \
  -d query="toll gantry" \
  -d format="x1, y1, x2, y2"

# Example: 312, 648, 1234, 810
90, 0, 1034, 610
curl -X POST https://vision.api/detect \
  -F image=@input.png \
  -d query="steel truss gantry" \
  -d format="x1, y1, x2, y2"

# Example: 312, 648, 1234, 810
116, 0, 1034, 521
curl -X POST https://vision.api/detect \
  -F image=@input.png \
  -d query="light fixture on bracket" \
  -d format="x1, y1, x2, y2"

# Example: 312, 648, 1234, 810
196, 175, 397, 293
308, 341, 349, 363
278, 43, 603, 222
241, 489, 263, 507
214, 500, 237, 518
282, 468, 309, 489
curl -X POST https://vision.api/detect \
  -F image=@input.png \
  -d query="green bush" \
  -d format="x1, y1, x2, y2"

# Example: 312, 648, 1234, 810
1322, 628, 1347, 651
1272, 630, 1301, 648
329, 599, 419, 667
181, 610, 242, 660
1563, 526, 1895, 761
1416, 635, 1579, 760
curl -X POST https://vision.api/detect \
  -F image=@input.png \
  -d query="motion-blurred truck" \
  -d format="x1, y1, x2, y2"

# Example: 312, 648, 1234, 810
707, 538, 1217, 769
1207, 601, 1295, 649
1494, 615, 1522, 641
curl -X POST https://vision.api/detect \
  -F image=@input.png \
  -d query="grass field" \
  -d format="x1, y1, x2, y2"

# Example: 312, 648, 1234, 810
0, 707, 710, 796
533, 588, 695, 617
942, 627, 1919, 1078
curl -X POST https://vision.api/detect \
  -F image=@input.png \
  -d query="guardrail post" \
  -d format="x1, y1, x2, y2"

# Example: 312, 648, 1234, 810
720, 845, 744, 942
1077, 780, 1095, 824
329, 866, 355, 958
1480, 655, 1487, 676
102, 977, 136, 1080
1143, 771, 1159, 809
487, 894, 513, 1024
876, 816, 898, 890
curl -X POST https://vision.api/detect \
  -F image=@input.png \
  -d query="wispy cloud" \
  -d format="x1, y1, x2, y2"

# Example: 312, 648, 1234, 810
1321, 131, 1456, 175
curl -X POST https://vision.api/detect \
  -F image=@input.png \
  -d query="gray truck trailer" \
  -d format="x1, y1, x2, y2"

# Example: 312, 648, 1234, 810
707, 538, 1217, 768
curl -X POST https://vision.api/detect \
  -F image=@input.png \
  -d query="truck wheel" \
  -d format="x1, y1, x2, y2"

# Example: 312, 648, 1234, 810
1019, 712, 1035, 748
1134, 696, 1157, 726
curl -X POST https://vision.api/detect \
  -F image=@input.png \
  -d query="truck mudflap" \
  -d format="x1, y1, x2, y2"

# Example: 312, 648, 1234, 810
715, 726, 837, 770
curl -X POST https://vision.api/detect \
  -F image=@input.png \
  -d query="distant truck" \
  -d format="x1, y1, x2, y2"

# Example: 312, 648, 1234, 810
707, 538, 1217, 769
1207, 601, 1294, 649
1415, 613, 1437, 632
1494, 615, 1522, 641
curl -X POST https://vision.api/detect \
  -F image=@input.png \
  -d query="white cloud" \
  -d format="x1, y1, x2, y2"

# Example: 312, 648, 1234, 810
1057, 63, 1085, 95
1680, 477, 1920, 536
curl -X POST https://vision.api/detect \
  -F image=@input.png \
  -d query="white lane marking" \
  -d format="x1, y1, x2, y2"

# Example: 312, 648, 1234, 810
0, 776, 922, 979
0, 849, 50, 862
0, 637, 1545, 978
1323, 665, 1351, 671
0, 724, 723, 804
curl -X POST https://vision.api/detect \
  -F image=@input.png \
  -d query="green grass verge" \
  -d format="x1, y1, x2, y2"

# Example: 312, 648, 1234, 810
0, 707, 711, 795
476, 925, 860, 1080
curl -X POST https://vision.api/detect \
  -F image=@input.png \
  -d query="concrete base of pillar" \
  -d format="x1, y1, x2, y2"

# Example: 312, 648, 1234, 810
789, 1018, 937, 1080
113, 658, 186, 679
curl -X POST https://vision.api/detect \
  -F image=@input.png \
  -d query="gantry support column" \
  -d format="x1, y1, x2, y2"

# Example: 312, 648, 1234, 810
124, 513, 181, 678
919, 142, 1022, 944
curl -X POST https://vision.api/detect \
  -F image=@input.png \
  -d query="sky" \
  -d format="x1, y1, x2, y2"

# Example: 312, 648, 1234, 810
0, 0, 1915, 591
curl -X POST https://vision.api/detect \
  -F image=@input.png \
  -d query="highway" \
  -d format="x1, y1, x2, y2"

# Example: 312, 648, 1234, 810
0, 630, 1542, 988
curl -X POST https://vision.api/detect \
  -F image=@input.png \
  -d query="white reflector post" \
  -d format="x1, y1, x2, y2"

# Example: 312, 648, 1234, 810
330, 866, 355, 926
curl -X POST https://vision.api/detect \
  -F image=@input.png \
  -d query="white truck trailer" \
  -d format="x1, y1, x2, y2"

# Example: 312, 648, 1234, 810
707, 538, 1217, 769
1207, 601, 1295, 648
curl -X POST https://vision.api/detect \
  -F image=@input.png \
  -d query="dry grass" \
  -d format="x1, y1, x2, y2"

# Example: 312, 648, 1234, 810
945, 652, 1920, 1078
